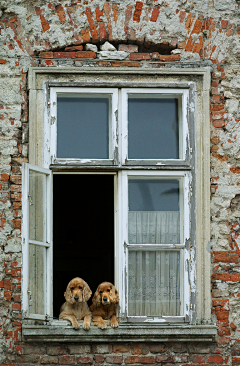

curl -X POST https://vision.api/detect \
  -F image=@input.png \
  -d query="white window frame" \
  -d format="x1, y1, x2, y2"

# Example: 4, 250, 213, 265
118, 170, 191, 322
22, 163, 53, 320
47, 88, 118, 167
24, 67, 212, 328
120, 88, 189, 166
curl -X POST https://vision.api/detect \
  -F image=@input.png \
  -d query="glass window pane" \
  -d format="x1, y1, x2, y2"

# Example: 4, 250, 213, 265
128, 250, 181, 316
128, 96, 179, 159
57, 95, 110, 159
128, 178, 180, 244
29, 170, 46, 242
29, 244, 46, 315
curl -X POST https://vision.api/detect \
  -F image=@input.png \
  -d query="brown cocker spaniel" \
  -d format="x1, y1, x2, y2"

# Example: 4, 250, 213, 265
90, 282, 119, 329
59, 277, 92, 330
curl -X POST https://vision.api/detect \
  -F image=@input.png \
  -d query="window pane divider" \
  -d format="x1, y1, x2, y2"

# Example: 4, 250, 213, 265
29, 239, 50, 248
127, 244, 185, 250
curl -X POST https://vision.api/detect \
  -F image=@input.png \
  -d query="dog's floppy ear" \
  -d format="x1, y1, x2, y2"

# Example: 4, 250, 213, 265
110, 285, 119, 304
83, 280, 92, 302
64, 282, 74, 304
92, 287, 101, 306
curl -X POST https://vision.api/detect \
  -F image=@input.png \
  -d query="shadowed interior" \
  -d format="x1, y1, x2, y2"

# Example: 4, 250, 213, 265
53, 174, 114, 318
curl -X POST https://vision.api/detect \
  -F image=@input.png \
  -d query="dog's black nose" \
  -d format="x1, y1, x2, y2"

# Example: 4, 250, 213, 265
103, 297, 108, 302
74, 296, 79, 301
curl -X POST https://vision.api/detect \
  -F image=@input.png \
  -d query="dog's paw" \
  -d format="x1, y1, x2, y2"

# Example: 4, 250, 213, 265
83, 321, 90, 330
73, 322, 80, 330
111, 320, 119, 328
98, 321, 107, 330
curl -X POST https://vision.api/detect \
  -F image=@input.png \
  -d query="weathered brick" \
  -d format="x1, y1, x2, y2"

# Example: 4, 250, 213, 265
192, 355, 205, 363
111, 61, 139, 67
65, 45, 83, 51
141, 356, 155, 363
130, 53, 151, 60
150, 7, 160, 22
86, 7, 99, 42
113, 344, 130, 353
56, 4, 66, 22
12, 303, 21, 311
118, 44, 138, 52
149, 344, 167, 353
76, 51, 96, 59
213, 251, 239, 263
47, 346, 68, 355
156, 355, 173, 362
40, 15, 50, 32
95, 7, 103, 22
159, 54, 180, 61
133, 1, 143, 22
81, 29, 91, 43
76, 356, 93, 364
212, 120, 225, 128
130, 343, 149, 355
41, 355, 59, 364
105, 355, 123, 364
23, 346, 46, 355
217, 327, 231, 336
92, 345, 112, 354
95, 355, 104, 363
207, 355, 223, 363
59, 355, 75, 364
54, 52, 76, 58
125, 356, 141, 364
17, 354, 41, 363
39, 51, 53, 58
99, 22, 108, 42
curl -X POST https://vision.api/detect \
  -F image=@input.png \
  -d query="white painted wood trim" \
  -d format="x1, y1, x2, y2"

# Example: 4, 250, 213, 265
28, 66, 211, 324
49, 87, 119, 165
21, 163, 52, 320
121, 88, 189, 164
120, 170, 190, 320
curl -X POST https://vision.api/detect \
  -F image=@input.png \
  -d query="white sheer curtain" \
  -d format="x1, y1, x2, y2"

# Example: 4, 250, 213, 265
128, 211, 180, 317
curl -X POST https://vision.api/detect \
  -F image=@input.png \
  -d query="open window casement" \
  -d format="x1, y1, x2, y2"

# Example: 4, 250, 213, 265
22, 163, 53, 321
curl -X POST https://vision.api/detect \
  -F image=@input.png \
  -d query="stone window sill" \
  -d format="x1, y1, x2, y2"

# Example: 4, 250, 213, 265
22, 321, 216, 343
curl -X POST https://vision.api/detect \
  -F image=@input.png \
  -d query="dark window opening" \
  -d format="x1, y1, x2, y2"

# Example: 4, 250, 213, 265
53, 174, 114, 318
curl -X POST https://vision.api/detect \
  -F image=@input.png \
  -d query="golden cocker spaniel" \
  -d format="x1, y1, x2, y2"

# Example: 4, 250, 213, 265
90, 282, 119, 329
59, 277, 92, 330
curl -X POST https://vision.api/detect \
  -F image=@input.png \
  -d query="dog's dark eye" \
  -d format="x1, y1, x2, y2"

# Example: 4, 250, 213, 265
107, 289, 110, 292
79, 286, 82, 290
99, 291, 103, 294
71, 287, 74, 290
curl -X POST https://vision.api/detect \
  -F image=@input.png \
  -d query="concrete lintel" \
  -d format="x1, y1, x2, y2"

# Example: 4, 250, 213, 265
28, 66, 212, 90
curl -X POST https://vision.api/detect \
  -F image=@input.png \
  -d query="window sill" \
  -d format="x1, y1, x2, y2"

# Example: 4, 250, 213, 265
22, 321, 216, 343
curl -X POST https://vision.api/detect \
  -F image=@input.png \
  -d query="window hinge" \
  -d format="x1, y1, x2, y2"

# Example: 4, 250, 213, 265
28, 195, 33, 206
27, 290, 32, 302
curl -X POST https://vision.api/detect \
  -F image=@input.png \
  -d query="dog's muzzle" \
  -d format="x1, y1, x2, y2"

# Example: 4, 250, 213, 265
74, 296, 79, 302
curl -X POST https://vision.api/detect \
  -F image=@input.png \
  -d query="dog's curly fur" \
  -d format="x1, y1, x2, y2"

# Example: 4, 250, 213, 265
90, 282, 119, 329
59, 277, 92, 330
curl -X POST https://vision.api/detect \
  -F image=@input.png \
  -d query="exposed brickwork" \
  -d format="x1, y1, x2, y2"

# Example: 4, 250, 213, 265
1, 0, 240, 364
12, 342, 232, 365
